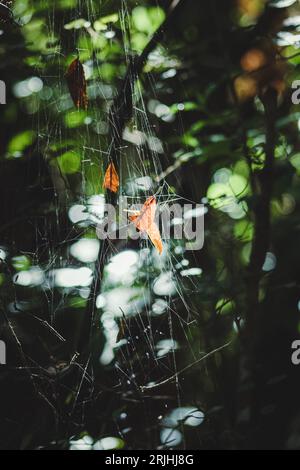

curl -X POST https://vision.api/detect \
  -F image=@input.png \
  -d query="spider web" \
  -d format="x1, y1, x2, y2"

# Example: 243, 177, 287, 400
0, 0, 227, 451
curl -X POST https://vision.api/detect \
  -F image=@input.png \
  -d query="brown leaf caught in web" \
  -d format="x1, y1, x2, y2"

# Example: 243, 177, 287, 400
147, 222, 163, 255
65, 58, 88, 110
103, 162, 120, 193
129, 196, 163, 255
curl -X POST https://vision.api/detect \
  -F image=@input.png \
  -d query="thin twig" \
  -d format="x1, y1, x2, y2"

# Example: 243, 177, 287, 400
140, 341, 232, 391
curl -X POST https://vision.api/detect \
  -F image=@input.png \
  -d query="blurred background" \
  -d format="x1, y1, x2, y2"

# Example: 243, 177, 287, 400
1, 0, 300, 450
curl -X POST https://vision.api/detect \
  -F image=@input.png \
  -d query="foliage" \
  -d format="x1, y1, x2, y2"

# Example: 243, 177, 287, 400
1, 0, 300, 450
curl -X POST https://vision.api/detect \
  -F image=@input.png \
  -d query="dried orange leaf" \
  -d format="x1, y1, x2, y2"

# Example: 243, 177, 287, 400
147, 222, 163, 255
103, 162, 119, 193
129, 196, 163, 255
65, 58, 88, 110
129, 196, 156, 231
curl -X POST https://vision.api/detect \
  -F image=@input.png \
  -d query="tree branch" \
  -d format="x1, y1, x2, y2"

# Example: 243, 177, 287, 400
236, 88, 277, 444
245, 87, 277, 332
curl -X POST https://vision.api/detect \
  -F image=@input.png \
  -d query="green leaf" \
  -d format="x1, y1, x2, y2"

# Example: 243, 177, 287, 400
57, 151, 81, 174
8, 130, 36, 157
132, 6, 165, 34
